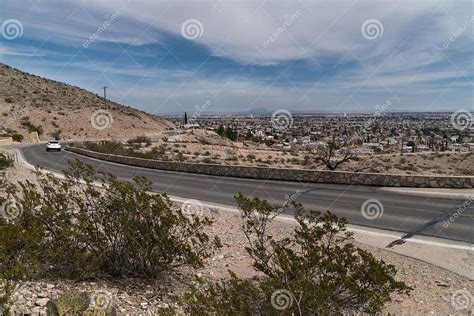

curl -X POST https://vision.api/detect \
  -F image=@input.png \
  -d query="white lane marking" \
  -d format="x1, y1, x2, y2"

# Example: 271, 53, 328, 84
169, 197, 473, 251
380, 187, 474, 199
13, 148, 473, 251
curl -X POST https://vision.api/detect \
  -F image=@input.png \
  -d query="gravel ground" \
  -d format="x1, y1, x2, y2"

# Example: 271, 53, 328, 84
2, 157, 473, 315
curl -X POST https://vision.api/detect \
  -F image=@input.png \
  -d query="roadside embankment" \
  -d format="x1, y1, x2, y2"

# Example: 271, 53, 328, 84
66, 146, 474, 189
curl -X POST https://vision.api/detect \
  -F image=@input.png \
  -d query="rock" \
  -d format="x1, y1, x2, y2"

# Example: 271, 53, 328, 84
31, 307, 41, 314
35, 298, 49, 307
46, 284, 55, 289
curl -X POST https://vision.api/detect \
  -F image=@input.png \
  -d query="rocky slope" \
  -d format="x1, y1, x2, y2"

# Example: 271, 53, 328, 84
0, 63, 174, 141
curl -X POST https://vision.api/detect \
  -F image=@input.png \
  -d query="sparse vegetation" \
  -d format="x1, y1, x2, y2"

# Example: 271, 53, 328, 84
11, 134, 24, 143
0, 153, 13, 170
19, 116, 43, 135
50, 129, 61, 140
0, 161, 220, 312
0, 63, 172, 140
74, 139, 473, 176
163, 194, 411, 314
315, 139, 357, 170
127, 136, 152, 147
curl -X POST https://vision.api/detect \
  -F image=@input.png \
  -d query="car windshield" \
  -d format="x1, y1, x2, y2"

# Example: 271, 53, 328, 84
49, 141, 59, 144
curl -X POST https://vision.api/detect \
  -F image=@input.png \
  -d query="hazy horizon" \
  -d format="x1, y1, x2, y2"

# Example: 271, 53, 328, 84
1, 0, 472, 116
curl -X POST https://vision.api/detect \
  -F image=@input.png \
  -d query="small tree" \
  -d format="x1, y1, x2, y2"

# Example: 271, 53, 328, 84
165, 194, 411, 314
217, 125, 225, 137
225, 127, 238, 141
315, 140, 356, 170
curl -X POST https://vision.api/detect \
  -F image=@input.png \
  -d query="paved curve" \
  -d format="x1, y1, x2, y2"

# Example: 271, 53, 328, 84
20, 144, 474, 243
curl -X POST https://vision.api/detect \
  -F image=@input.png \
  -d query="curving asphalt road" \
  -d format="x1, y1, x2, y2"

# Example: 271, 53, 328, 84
20, 144, 474, 243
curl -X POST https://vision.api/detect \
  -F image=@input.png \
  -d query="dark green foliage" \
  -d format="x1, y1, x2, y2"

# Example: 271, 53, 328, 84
47, 290, 89, 315
11, 134, 23, 143
225, 126, 238, 141
1, 160, 220, 285
216, 124, 238, 141
166, 194, 411, 315
216, 124, 225, 137
46, 290, 117, 316
0, 154, 13, 170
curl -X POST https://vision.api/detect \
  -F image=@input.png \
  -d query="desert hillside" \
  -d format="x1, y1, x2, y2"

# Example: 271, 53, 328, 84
0, 63, 174, 141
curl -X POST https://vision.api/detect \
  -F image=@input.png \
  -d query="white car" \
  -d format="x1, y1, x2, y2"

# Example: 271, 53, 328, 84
46, 140, 61, 152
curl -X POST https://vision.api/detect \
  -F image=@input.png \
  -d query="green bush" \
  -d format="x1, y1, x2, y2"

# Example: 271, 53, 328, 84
2, 160, 220, 282
0, 154, 13, 170
0, 194, 41, 314
11, 134, 23, 143
166, 194, 411, 314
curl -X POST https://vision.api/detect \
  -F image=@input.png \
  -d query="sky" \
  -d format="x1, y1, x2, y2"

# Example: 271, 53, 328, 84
0, 0, 472, 115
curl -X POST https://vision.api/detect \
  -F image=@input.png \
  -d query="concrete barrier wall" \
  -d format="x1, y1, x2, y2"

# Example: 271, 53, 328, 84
66, 146, 474, 189
0, 137, 13, 146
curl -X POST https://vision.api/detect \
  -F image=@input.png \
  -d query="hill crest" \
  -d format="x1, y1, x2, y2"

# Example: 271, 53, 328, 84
0, 63, 174, 141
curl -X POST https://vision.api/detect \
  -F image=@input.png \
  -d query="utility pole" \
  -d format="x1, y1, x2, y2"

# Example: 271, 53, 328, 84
103, 86, 108, 109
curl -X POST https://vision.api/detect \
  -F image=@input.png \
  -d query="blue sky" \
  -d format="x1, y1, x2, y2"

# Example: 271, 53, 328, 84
0, 0, 472, 114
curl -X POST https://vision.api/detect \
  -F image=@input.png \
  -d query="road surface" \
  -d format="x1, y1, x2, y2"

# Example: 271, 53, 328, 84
20, 144, 474, 243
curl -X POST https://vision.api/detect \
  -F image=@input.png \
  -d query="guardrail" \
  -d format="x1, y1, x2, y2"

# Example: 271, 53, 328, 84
65, 146, 474, 189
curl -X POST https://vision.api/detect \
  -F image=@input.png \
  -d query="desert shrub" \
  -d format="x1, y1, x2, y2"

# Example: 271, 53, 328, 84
0, 154, 13, 170
4, 97, 13, 103
0, 192, 41, 314
3, 160, 220, 281
80, 141, 127, 156
11, 134, 23, 143
166, 194, 411, 314
19, 117, 43, 135
50, 129, 61, 140
302, 155, 311, 165
246, 154, 256, 160
127, 136, 152, 147
176, 152, 185, 162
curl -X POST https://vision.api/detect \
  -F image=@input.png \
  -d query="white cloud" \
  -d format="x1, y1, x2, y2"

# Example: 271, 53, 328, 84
1, 0, 472, 112
4, 0, 470, 64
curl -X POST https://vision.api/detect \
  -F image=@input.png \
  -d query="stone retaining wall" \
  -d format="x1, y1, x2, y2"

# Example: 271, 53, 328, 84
66, 146, 474, 188
0, 137, 13, 147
